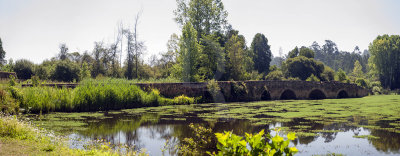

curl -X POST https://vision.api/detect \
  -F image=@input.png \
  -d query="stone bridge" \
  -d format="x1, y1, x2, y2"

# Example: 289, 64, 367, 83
136, 81, 369, 102
21, 80, 369, 102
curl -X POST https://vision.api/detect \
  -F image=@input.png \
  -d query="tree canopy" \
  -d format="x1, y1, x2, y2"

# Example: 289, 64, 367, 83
250, 33, 272, 74
369, 34, 400, 89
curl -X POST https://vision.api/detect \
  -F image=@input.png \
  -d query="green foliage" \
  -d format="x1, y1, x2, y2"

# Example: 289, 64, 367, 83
369, 34, 400, 89
372, 86, 382, 95
8, 75, 16, 86
34, 65, 50, 80
0, 116, 37, 140
198, 34, 225, 80
179, 123, 215, 155
265, 70, 284, 81
175, 22, 202, 82
355, 78, 368, 88
352, 60, 363, 78
306, 74, 320, 82
79, 62, 91, 80
336, 69, 348, 82
174, 0, 228, 37
299, 47, 315, 58
13, 59, 34, 79
251, 33, 272, 74
0, 89, 19, 115
50, 61, 79, 82
225, 34, 253, 80
288, 47, 299, 58
0, 38, 6, 65
16, 79, 195, 113
212, 129, 298, 156
321, 66, 335, 81
31, 76, 40, 87
282, 56, 324, 80
207, 79, 221, 98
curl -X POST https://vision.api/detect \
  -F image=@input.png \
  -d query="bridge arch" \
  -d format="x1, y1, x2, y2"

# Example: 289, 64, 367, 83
308, 89, 326, 99
280, 89, 296, 100
260, 90, 271, 100
337, 90, 349, 99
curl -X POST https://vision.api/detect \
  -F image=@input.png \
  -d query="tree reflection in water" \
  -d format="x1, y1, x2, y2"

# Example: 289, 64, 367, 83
66, 112, 399, 155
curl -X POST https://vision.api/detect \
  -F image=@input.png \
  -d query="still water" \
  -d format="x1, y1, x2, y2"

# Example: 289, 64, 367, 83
34, 104, 400, 156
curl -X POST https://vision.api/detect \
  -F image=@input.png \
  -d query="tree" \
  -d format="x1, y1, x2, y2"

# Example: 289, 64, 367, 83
352, 60, 363, 78
79, 62, 91, 80
174, 22, 201, 82
124, 13, 146, 79
369, 34, 400, 89
321, 65, 335, 81
91, 42, 107, 78
225, 34, 252, 80
174, 0, 228, 39
250, 33, 272, 74
58, 43, 69, 61
299, 46, 315, 58
336, 68, 348, 82
13, 59, 34, 79
51, 61, 79, 82
0, 38, 6, 65
282, 56, 324, 80
288, 47, 299, 58
198, 34, 225, 80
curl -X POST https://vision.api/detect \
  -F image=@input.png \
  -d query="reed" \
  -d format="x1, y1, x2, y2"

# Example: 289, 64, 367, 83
16, 78, 195, 113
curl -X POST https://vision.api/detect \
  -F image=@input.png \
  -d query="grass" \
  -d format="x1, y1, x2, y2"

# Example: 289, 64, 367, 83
0, 114, 148, 156
1, 78, 195, 114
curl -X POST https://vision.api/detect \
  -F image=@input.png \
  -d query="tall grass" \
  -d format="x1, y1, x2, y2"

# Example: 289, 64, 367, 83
16, 78, 195, 113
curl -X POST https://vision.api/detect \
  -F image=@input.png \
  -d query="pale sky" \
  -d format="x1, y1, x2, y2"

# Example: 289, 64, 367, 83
1, 0, 399, 64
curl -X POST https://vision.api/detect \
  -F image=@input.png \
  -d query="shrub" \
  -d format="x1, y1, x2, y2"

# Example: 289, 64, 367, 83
0, 89, 19, 114
50, 61, 79, 82
212, 129, 298, 156
372, 86, 382, 95
207, 79, 221, 99
13, 59, 34, 79
173, 95, 195, 105
31, 75, 40, 87
306, 74, 320, 82
355, 78, 368, 88
265, 70, 284, 80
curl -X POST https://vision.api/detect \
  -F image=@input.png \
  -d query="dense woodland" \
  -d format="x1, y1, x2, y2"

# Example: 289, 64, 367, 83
0, 0, 399, 92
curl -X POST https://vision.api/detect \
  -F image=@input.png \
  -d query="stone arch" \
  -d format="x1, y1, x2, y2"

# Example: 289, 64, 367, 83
261, 90, 271, 101
337, 90, 349, 99
308, 89, 326, 99
280, 89, 296, 100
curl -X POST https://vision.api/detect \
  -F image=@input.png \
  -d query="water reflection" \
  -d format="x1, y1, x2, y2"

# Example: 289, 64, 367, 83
62, 112, 400, 155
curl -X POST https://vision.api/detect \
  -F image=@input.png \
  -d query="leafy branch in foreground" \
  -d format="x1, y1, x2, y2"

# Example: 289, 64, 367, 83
212, 129, 298, 156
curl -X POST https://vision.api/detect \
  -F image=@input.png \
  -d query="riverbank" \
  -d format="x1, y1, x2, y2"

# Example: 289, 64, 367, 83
0, 115, 148, 156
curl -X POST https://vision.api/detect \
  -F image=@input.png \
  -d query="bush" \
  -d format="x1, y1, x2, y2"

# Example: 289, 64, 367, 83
265, 70, 284, 80
13, 59, 34, 79
212, 129, 298, 156
372, 86, 382, 95
0, 89, 19, 114
306, 74, 320, 82
355, 78, 368, 88
207, 79, 221, 99
50, 61, 79, 82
